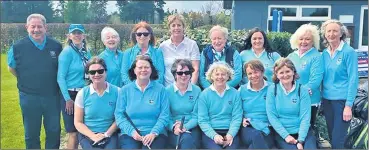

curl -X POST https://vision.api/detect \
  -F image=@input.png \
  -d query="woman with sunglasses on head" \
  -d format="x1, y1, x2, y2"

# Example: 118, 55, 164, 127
121, 21, 165, 86
198, 62, 242, 149
99, 26, 123, 87
74, 57, 119, 149
240, 27, 281, 85
166, 59, 202, 149
159, 14, 200, 87
57, 24, 91, 149
266, 58, 316, 149
238, 60, 275, 149
115, 55, 169, 149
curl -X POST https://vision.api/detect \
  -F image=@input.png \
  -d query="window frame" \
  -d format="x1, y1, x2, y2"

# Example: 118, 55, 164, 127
359, 5, 368, 50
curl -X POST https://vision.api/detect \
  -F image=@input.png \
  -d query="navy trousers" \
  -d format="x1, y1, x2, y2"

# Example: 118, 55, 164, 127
322, 99, 350, 149
240, 126, 275, 149
60, 90, 78, 132
168, 126, 201, 149
19, 91, 61, 149
78, 132, 118, 149
275, 128, 317, 149
119, 134, 167, 149
201, 129, 240, 149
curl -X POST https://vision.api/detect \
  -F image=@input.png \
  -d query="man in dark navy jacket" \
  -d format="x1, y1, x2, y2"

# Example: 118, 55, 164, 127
7, 13, 62, 149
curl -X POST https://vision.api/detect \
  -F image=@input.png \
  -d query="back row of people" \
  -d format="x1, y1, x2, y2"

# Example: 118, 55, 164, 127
8, 13, 358, 149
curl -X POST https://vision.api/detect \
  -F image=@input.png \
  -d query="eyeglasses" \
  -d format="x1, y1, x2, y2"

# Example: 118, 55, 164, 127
135, 32, 150, 37
176, 71, 191, 76
88, 69, 105, 75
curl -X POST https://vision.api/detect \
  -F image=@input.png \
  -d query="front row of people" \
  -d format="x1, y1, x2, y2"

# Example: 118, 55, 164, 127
76, 55, 317, 149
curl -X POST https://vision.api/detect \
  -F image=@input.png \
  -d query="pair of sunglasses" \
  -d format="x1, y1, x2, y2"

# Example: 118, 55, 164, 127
176, 71, 191, 76
135, 32, 150, 37
88, 69, 105, 75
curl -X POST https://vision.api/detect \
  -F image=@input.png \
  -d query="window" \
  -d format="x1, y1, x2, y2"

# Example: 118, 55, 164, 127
267, 5, 331, 33
359, 6, 368, 50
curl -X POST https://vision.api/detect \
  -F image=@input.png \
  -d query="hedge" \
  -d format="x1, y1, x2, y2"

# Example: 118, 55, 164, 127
1, 23, 293, 57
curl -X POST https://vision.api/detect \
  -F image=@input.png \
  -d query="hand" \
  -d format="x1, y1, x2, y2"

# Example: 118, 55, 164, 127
242, 118, 250, 127
297, 143, 304, 149
223, 134, 233, 148
90, 133, 105, 144
65, 100, 74, 115
213, 134, 224, 145
343, 106, 352, 121
132, 131, 143, 141
285, 135, 297, 144
142, 133, 156, 147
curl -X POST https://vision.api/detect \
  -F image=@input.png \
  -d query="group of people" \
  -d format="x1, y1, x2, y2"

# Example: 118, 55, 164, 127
8, 13, 358, 149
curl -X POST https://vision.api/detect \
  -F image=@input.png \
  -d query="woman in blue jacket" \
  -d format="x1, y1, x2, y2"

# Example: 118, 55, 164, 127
198, 62, 242, 149
74, 57, 119, 149
240, 27, 281, 84
266, 58, 316, 149
121, 21, 165, 86
166, 59, 202, 149
115, 55, 169, 149
57, 24, 91, 149
287, 23, 324, 128
320, 19, 358, 149
99, 26, 123, 87
239, 60, 274, 149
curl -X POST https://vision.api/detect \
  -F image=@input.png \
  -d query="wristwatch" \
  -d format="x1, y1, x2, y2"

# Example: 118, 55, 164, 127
104, 132, 110, 138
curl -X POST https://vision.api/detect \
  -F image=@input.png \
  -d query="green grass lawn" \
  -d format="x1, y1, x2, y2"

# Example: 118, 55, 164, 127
1, 54, 65, 149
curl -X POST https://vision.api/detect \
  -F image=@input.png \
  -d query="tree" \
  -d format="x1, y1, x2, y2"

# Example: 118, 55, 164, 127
87, 0, 108, 24
117, 0, 163, 23
63, 0, 89, 23
53, 0, 66, 23
107, 12, 122, 24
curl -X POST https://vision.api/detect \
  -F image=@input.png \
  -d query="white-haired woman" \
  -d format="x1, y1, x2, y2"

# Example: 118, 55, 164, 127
98, 26, 123, 87
320, 19, 358, 149
287, 23, 324, 128
198, 62, 242, 149
199, 25, 242, 89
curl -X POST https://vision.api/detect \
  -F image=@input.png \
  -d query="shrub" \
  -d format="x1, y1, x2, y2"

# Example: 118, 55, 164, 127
266, 31, 294, 57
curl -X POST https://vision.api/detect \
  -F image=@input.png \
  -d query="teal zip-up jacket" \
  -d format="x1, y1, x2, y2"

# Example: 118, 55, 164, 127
199, 48, 242, 88
239, 49, 281, 84
288, 47, 324, 104
121, 44, 165, 86
266, 82, 311, 142
166, 83, 201, 131
115, 80, 169, 136
322, 41, 358, 107
239, 80, 271, 135
198, 86, 242, 139
57, 45, 91, 101
99, 48, 124, 87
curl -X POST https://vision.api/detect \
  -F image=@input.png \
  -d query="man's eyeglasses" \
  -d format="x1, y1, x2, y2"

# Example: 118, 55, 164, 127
135, 32, 150, 37
176, 71, 191, 76
88, 69, 105, 75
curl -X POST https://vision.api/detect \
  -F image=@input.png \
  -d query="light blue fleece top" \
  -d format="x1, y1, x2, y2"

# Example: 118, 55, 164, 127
322, 41, 358, 107
75, 83, 119, 133
199, 50, 243, 88
239, 80, 271, 135
287, 47, 324, 105
115, 80, 169, 136
266, 82, 311, 142
99, 48, 124, 87
239, 49, 281, 84
7, 35, 47, 68
198, 85, 242, 139
57, 45, 91, 101
121, 44, 165, 86
166, 83, 201, 131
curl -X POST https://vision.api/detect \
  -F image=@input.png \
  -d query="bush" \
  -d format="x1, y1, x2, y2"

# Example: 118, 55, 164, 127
266, 32, 294, 57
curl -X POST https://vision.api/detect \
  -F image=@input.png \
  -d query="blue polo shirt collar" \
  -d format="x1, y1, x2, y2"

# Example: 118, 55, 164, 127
28, 35, 46, 50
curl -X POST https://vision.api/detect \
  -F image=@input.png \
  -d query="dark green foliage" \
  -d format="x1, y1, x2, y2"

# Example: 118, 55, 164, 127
1, 0, 55, 23
266, 32, 294, 57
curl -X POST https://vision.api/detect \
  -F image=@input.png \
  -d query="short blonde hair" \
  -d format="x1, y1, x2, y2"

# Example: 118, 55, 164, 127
206, 62, 234, 83
320, 19, 349, 47
27, 14, 46, 25
290, 23, 320, 50
167, 14, 186, 28
209, 25, 229, 40
272, 57, 300, 83
101, 26, 120, 42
